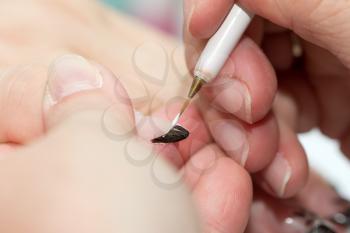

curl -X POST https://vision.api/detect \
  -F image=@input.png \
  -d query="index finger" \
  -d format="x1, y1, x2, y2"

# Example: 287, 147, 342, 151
185, 0, 234, 39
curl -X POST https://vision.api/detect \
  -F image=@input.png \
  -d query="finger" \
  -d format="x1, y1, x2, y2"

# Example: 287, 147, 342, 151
183, 144, 252, 233
135, 101, 212, 168
44, 54, 134, 134
0, 55, 132, 144
0, 64, 47, 143
297, 172, 350, 220
240, 0, 350, 66
201, 37, 277, 123
247, 172, 350, 233
247, 189, 306, 233
184, 0, 234, 39
247, 187, 340, 233
256, 116, 309, 198
200, 100, 279, 173
183, 7, 264, 74
145, 99, 212, 165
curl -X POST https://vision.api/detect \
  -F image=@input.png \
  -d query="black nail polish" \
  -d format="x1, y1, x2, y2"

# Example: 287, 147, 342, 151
291, 210, 336, 233
308, 224, 335, 233
151, 125, 189, 144
331, 208, 350, 226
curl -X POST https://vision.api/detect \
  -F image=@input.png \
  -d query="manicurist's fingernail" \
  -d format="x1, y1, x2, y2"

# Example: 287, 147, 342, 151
46, 54, 103, 105
212, 79, 252, 123
262, 152, 292, 197
209, 120, 249, 166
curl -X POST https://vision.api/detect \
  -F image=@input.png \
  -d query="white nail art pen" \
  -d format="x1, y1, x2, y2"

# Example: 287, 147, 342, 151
171, 4, 254, 127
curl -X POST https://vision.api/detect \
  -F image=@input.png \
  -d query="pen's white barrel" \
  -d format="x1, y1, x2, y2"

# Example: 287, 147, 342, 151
194, 5, 254, 83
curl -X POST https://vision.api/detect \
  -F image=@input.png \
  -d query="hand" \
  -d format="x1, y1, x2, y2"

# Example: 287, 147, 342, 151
184, 0, 350, 198
0, 1, 257, 232
247, 171, 350, 233
184, 0, 350, 151
183, 0, 313, 199
0, 55, 205, 232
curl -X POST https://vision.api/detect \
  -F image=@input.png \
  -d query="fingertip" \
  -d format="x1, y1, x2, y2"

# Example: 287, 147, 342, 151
234, 38, 277, 122
244, 113, 279, 172
276, 121, 309, 198
203, 37, 277, 123
201, 103, 279, 173
149, 99, 212, 163
258, 119, 309, 198
188, 0, 234, 39
185, 144, 252, 233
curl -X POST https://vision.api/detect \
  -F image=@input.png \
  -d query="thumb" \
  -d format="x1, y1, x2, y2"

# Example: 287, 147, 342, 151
241, 0, 350, 66
44, 54, 135, 138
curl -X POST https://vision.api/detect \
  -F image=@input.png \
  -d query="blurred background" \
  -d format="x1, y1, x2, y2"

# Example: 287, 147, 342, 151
103, 0, 183, 35
102, 0, 350, 198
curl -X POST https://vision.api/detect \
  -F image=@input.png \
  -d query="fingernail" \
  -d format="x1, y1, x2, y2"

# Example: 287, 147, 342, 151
263, 152, 292, 197
209, 120, 249, 166
212, 79, 252, 122
309, 223, 335, 233
331, 208, 350, 226
47, 54, 103, 105
251, 198, 337, 233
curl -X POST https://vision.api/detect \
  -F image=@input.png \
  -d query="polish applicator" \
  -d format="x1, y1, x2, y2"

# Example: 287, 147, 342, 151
152, 5, 254, 143
175, 5, 253, 124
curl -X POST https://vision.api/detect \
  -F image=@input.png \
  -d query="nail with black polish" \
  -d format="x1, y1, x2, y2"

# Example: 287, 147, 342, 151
308, 223, 335, 233
151, 125, 189, 144
288, 210, 336, 233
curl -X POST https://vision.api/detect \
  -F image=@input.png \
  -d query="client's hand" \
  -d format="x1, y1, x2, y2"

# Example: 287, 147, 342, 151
0, 55, 200, 232
0, 55, 253, 233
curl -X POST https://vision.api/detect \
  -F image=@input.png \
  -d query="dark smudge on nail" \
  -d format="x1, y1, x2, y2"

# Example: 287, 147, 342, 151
308, 224, 335, 233
151, 125, 189, 144
293, 209, 317, 227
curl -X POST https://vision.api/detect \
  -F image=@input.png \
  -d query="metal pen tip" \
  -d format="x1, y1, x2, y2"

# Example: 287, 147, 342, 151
170, 76, 205, 129
188, 76, 206, 99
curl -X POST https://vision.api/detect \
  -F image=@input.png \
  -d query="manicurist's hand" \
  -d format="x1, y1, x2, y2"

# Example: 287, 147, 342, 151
184, 0, 350, 199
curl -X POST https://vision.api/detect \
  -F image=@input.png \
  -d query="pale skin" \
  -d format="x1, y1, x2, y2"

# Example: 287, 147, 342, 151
0, 0, 349, 232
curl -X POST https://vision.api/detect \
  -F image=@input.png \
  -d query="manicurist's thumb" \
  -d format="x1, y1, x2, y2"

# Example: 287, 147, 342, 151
241, 0, 350, 66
